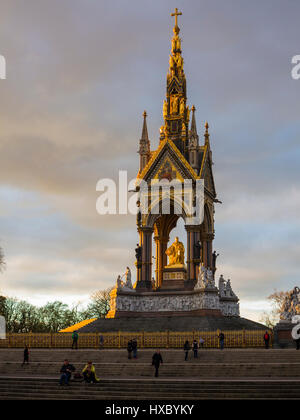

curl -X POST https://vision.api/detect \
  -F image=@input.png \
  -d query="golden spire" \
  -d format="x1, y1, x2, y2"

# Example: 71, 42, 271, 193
168, 8, 184, 78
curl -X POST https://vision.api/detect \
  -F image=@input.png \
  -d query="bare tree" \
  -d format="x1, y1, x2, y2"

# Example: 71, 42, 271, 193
259, 290, 290, 328
84, 287, 113, 319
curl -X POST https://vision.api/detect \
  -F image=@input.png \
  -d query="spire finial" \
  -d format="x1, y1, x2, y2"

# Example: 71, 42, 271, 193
141, 110, 149, 141
190, 105, 197, 135
171, 8, 182, 31
204, 121, 210, 145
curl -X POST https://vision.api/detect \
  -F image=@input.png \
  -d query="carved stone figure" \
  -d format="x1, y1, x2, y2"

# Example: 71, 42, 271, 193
218, 274, 226, 296
135, 244, 142, 265
116, 275, 123, 289
166, 236, 185, 266
193, 240, 202, 260
123, 267, 133, 289
212, 251, 219, 269
280, 287, 300, 321
206, 268, 214, 285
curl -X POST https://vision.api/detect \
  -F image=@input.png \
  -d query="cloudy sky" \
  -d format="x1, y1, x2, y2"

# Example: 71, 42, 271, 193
0, 0, 299, 322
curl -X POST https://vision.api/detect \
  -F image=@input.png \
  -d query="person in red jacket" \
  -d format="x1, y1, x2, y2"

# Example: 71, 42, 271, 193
263, 331, 270, 349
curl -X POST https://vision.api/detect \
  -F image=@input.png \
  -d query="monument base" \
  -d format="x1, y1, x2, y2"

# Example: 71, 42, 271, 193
106, 287, 239, 319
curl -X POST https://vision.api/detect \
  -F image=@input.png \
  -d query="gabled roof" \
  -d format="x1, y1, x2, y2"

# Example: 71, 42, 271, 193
137, 138, 199, 182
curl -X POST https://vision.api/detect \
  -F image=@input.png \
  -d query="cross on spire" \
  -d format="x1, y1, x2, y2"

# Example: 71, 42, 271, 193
171, 8, 182, 27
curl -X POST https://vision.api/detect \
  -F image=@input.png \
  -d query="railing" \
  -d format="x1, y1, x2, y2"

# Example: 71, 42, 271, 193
0, 330, 272, 349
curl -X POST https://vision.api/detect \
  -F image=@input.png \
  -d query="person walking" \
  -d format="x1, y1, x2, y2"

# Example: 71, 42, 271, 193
21, 345, 29, 366
59, 359, 75, 386
218, 331, 225, 350
184, 340, 191, 361
82, 361, 100, 383
152, 349, 163, 377
132, 338, 138, 359
295, 337, 300, 350
263, 331, 270, 349
71, 331, 79, 350
127, 339, 133, 359
193, 339, 198, 358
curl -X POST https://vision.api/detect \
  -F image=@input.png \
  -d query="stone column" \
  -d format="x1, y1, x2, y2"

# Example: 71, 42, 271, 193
185, 226, 201, 284
154, 234, 169, 288
135, 231, 142, 283
136, 227, 153, 291
186, 227, 193, 281
202, 233, 214, 268
194, 230, 201, 281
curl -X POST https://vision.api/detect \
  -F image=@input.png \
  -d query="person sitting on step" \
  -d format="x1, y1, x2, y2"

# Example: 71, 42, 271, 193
82, 361, 100, 383
59, 359, 76, 386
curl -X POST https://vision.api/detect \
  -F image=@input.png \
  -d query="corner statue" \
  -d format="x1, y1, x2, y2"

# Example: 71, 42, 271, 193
166, 236, 185, 266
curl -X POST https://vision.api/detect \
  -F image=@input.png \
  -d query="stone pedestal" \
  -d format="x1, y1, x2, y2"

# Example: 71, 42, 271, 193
273, 321, 298, 349
160, 266, 186, 290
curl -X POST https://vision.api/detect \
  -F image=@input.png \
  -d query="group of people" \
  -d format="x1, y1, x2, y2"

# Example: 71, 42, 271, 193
20, 329, 300, 385
182, 338, 205, 361
127, 338, 138, 359
59, 360, 100, 386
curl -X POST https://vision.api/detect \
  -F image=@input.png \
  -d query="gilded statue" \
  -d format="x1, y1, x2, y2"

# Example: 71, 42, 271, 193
160, 125, 165, 136
180, 98, 185, 115
169, 55, 175, 74
186, 106, 190, 122
170, 96, 178, 114
175, 53, 183, 70
163, 100, 168, 119
172, 35, 181, 52
166, 236, 185, 266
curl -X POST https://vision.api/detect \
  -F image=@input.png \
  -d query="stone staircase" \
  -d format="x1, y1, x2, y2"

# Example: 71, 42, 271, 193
0, 349, 300, 399
1, 377, 300, 400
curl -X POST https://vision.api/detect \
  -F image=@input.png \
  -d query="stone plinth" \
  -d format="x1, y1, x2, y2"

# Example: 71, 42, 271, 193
273, 321, 300, 349
160, 266, 187, 290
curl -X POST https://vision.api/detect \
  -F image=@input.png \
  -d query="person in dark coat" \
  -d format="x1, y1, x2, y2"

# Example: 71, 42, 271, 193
218, 332, 225, 350
152, 349, 163, 377
132, 338, 138, 359
99, 335, 104, 349
127, 340, 133, 359
192, 339, 198, 358
263, 331, 270, 349
21, 345, 29, 366
59, 359, 75, 386
184, 340, 191, 361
